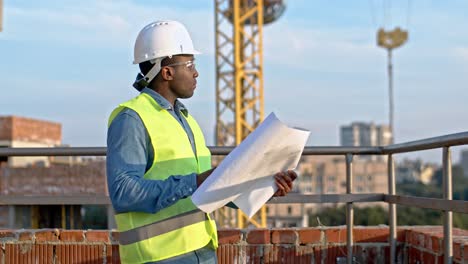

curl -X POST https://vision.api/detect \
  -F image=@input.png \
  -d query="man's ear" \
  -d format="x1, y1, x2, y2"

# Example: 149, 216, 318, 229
160, 67, 175, 81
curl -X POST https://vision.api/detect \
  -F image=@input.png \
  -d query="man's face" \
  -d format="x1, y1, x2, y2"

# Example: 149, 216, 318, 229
167, 55, 199, 99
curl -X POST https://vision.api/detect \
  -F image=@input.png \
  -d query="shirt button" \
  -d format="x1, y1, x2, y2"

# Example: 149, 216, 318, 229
172, 197, 176, 201
189, 188, 193, 192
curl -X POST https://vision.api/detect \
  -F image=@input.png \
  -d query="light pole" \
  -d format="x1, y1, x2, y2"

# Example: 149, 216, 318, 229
377, 27, 408, 143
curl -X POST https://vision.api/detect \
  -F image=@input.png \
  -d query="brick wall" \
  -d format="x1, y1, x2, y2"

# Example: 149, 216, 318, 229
0, 161, 106, 195
0, 116, 61, 145
404, 226, 468, 264
0, 226, 466, 263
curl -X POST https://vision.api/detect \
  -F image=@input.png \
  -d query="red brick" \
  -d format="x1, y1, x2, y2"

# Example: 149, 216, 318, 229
366, 246, 381, 263
298, 228, 321, 244
245, 245, 264, 263
294, 246, 314, 263
217, 244, 242, 263
18, 230, 33, 241
325, 228, 347, 243
408, 246, 421, 263
35, 229, 59, 242
354, 227, 389, 242
464, 243, 468, 261
430, 234, 443, 253
56, 244, 104, 263
422, 251, 437, 263
85, 230, 110, 243
218, 229, 242, 244
246, 229, 270, 244
313, 246, 322, 264
453, 228, 468, 236
60, 230, 85, 242
415, 232, 425, 248
277, 245, 300, 262
453, 241, 462, 261
0, 230, 16, 239
326, 246, 347, 262
111, 244, 121, 264
396, 228, 407, 242
5, 243, 54, 264
407, 230, 426, 248
271, 229, 297, 244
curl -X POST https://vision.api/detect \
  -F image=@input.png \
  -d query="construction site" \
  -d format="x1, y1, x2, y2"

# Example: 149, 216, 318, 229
1, 0, 468, 263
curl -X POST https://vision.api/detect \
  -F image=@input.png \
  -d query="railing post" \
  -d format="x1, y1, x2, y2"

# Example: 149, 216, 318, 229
346, 154, 354, 264
443, 147, 453, 264
388, 154, 397, 263
107, 206, 117, 229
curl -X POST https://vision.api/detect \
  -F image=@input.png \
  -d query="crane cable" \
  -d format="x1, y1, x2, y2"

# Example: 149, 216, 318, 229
368, 0, 412, 30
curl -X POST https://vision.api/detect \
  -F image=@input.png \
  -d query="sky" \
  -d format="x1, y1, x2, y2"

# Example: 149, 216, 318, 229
1, 0, 468, 165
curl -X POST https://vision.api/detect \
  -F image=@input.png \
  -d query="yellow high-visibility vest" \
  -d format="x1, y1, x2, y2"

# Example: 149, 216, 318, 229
108, 93, 218, 264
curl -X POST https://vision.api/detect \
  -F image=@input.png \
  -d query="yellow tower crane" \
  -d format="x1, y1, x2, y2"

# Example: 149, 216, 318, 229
214, 0, 286, 228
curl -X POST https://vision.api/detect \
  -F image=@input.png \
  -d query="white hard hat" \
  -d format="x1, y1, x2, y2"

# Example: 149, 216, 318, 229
132, 20, 200, 90
133, 20, 200, 65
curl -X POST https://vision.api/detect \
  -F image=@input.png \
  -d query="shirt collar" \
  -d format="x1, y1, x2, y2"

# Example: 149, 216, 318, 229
141, 87, 189, 116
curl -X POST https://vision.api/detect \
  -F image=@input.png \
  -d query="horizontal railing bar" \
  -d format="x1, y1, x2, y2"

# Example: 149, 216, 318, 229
0, 147, 107, 156
1, 132, 467, 157
212, 146, 383, 155
0, 146, 383, 157
385, 195, 468, 214
0, 195, 111, 205
0, 194, 385, 205
262, 193, 385, 204
300, 147, 382, 155
382, 131, 468, 154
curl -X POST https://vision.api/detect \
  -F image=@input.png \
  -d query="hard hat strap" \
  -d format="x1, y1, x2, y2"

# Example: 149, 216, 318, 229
143, 57, 163, 84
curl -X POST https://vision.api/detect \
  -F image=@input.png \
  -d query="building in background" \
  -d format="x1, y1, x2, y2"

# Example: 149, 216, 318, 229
396, 159, 436, 184
0, 116, 109, 229
340, 122, 393, 147
340, 122, 392, 161
266, 155, 388, 227
0, 116, 61, 167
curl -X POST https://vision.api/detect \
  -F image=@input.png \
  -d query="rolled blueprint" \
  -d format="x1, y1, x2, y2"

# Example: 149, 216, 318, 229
191, 112, 310, 218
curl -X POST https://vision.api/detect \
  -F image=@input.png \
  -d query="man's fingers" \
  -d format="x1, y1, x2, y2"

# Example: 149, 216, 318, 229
287, 170, 298, 181
275, 173, 291, 193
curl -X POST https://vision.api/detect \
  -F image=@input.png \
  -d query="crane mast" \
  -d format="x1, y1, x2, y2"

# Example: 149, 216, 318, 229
214, 0, 265, 228
214, 0, 286, 228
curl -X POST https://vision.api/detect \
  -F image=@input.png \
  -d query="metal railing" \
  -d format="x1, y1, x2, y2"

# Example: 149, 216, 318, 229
1, 131, 468, 263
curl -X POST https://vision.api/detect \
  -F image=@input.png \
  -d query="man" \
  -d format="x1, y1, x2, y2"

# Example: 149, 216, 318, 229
107, 20, 297, 264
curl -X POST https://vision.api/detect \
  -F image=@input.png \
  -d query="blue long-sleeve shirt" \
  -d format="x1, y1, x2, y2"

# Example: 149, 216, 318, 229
106, 88, 199, 214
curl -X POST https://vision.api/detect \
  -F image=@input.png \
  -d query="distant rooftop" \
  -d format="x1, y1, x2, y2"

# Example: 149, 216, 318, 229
0, 115, 61, 145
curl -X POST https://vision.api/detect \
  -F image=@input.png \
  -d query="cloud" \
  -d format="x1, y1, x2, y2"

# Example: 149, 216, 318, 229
453, 47, 468, 62
3, 1, 213, 51
263, 21, 381, 74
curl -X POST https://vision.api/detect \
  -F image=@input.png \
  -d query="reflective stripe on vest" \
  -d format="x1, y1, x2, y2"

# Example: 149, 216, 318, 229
119, 209, 207, 245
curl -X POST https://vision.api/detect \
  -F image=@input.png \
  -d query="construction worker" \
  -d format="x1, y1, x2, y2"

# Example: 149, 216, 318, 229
106, 20, 297, 264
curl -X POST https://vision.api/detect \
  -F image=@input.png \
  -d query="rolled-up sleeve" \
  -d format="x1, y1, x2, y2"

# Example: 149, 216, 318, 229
106, 109, 198, 214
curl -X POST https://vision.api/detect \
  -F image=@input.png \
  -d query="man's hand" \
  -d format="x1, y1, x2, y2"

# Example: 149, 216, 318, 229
273, 170, 297, 197
196, 167, 216, 187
